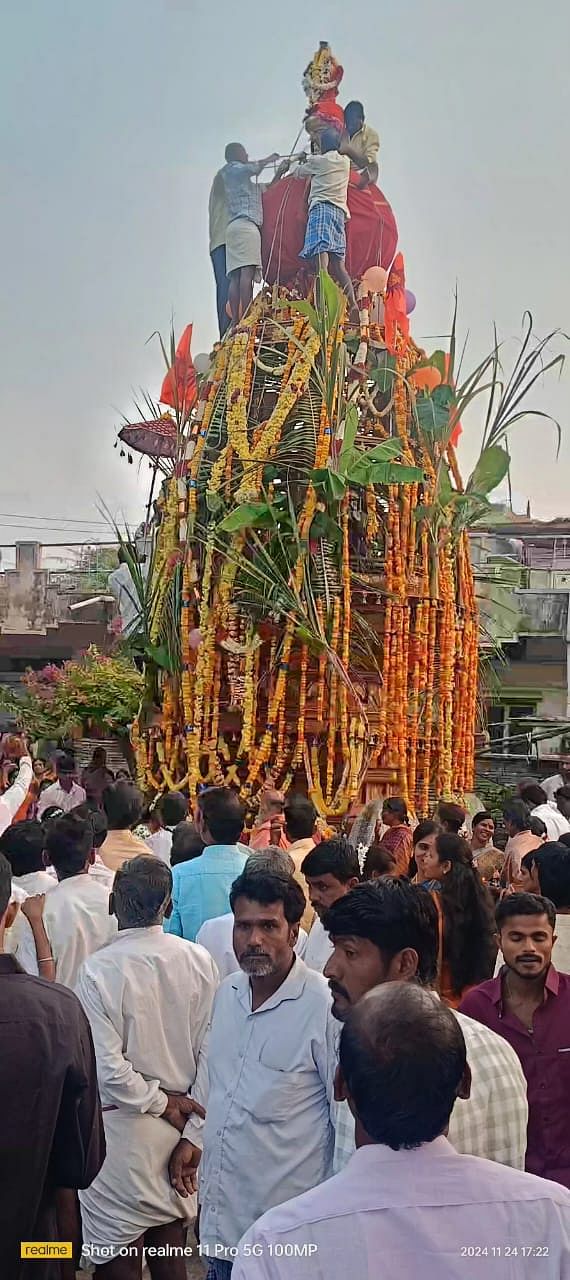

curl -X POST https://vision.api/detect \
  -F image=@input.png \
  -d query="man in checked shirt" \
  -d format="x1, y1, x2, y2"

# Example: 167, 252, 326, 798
323, 878, 529, 1173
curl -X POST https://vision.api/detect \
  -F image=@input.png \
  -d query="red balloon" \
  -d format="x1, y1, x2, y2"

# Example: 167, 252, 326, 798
261, 176, 398, 287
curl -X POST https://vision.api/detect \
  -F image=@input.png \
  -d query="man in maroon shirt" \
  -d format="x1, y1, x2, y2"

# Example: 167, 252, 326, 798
460, 892, 570, 1189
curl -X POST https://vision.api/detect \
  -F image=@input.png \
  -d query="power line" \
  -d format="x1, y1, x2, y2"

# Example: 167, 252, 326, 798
0, 511, 140, 526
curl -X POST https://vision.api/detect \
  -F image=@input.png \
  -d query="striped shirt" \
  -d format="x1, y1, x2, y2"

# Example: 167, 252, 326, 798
333, 1005, 528, 1173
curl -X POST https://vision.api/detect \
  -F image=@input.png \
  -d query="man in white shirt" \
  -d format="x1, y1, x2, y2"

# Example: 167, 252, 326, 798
0, 819, 55, 896
291, 129, 358, 318
233, 984, 570, 1280
283, 794, 318, 932
0, 742, 33, 836
519, 782, 570, 842
323, 879, 528, 1174
172, 866, 337, 1279
300, 838, 360, 972
196, 849, 308, 976
15, 812, 117, 988
77, 855, 217, 1276
542, 761, 570, 803
146, 792, 189, 865
37, 754, 86, 818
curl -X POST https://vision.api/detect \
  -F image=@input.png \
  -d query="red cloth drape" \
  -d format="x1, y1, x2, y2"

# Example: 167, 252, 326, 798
261, 176, 398, 286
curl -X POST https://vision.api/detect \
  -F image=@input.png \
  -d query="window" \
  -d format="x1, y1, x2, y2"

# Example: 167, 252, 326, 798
488, 702, 536, 755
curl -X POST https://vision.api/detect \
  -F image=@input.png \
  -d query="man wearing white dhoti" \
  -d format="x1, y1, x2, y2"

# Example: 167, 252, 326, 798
76, 855, 218, 1278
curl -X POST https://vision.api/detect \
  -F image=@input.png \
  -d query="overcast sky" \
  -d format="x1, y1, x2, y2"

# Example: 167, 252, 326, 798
1, 0, 568, 556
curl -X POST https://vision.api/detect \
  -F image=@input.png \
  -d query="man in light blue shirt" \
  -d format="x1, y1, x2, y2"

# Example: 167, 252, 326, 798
166, 787, 247, 941
168, 867, 337, 1280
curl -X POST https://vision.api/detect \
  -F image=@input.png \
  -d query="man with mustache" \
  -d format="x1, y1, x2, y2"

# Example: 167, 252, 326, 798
461, 892, 570, 1188
323, 878, 528, 1173
183, 867, 338, 1279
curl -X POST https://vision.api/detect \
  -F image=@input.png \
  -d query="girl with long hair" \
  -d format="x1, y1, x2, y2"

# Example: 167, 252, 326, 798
414, 829, 497, 1007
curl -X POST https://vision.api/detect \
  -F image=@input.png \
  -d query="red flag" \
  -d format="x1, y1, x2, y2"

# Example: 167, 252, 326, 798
159, 324, 197, 416
384, 253, 409, 355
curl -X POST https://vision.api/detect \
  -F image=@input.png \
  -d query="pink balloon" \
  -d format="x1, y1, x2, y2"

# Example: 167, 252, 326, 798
405, 289, 416, 315
362, 265, 388, 294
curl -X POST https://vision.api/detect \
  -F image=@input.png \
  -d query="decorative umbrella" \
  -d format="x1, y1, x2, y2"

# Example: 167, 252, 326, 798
117, 413, 177, 459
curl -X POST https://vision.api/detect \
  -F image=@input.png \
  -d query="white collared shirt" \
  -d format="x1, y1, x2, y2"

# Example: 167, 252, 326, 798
196, 912, 308, 979
199, 957, 338, 1257
302, 916, 333, 973
233, 1137, 570, 1280
145, 827, 173, 865
333, 1007, 528, 1174
12, 870, 55, 895
14, 873, 117, 989
76, 926, 217, 1138
37, 780, 86, 817
531, 802, 570, 842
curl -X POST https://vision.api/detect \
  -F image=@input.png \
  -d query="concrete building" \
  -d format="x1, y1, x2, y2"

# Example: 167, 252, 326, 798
0, 542, 117, 707
471, 515, 570, 786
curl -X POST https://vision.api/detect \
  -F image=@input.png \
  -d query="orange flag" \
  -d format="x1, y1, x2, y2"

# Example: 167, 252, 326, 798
384, 253, 409, 355
445, 353, 463, 446
159, 324, 197, 416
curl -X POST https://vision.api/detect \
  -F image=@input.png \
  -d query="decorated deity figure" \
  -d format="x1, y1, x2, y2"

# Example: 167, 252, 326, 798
302, 41, 345, 145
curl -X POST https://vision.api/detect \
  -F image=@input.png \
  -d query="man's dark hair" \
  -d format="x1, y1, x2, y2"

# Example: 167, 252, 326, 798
320, 127, 341, 153
472, 811, 493, 829
496, 891, 556, 932
40, 805, 64, 826
412, 818, 440, 848
436, 802, 466, 834
519, 782, 547, 808
57, 754, 76, 777
362, 844, 396, 879
556, 785, 570, 801
229, 869, 306, 925
0, 852, 12, 919
339, 984, 466, 1150
301, 837, 360, 883
283, 793, 317, 841
157, 792, 189, 828
502, 798, 531, 833
344, 99, 364, 122
45, 813, 93, 879
324, 879, 438, 985
530, 814, 547, 839
171, 821, 205, 866
103, 781, 144, 831
73, 802, 108, 850
520, 843, 570, 909
113, 855, 172, 928
0, 821, 45, 877
382, 796, 409, 824
200, 786, 245, 845
225, 142, 246, 162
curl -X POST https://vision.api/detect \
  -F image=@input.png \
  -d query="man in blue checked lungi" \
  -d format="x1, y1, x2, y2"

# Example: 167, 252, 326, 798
291, 128, 358, 319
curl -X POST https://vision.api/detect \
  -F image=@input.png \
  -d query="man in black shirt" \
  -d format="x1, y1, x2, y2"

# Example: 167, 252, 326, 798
0, 851, 104, 1279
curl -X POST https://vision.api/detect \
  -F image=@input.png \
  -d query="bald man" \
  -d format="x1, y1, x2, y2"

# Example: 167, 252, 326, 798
234, 984, 570, 1279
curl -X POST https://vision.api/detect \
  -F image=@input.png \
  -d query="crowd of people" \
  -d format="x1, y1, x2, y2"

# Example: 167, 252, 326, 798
1, 735, 570, 1278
